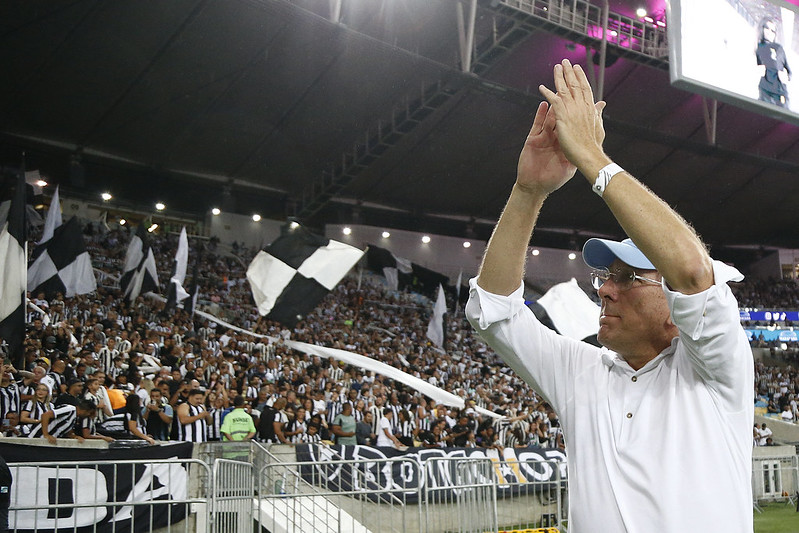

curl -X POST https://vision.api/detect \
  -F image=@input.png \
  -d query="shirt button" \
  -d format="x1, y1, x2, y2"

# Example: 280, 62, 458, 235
631, 376, 637, 382
626, 412, 633, 419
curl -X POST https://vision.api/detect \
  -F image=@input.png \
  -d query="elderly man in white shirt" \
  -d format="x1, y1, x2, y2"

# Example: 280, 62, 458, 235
467, 60, 753, 533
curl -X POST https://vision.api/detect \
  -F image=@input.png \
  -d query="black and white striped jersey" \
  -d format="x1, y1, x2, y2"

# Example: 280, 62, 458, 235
398, 419, 416, 439
27, 404, 76, 439
77, 414, 96, 436
0, 383, 20, 421
20, 400, 54, 436
206, 408, 224, 441
16, 380, 36, 399
97, 412, 134, 435
177, 403, 207, 442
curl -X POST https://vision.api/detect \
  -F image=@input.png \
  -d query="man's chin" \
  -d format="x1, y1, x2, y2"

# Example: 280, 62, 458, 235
596, 329, 614, 350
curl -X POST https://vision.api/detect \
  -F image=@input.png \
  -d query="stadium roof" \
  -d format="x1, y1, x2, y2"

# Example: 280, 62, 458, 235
2, 0, 799, 268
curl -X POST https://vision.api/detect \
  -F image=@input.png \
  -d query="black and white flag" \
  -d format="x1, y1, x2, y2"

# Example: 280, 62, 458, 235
27, 216, 97, 299
0, 170, 27, 367
426, 284, 447, 348
120, 224, 159, 301
184, 247, 201, 317
38, 185, 62, 246
365, 244, 448, 297
165, 227, 190, 310
247, 225, 364, 326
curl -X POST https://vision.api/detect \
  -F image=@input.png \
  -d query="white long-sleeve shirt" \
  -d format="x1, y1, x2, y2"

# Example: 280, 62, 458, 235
466, 261, 753, 533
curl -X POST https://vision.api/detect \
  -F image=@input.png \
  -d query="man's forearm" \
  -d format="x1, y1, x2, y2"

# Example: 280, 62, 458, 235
581, 158, 712, 294
478, 184, 547, 296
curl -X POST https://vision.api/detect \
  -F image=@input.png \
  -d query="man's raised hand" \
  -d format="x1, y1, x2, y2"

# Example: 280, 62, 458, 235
516, 101, 576, 196
538, 59, 607, 172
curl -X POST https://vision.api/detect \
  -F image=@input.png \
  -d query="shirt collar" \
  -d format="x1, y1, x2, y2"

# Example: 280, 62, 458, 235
601, 337, 678, 373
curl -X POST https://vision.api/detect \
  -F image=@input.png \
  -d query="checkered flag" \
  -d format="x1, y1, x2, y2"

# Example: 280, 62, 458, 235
0, 169, 27, 368
247, 225, 364, 326
28, 216, 96, 298
120, 224, 159, 301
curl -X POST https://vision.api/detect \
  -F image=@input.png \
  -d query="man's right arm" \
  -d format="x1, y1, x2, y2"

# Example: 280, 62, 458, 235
477, 101, 577, 295
40, 411, 57, 445
273, 416, 289, 443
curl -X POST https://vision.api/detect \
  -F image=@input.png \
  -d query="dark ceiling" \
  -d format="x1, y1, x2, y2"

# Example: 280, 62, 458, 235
2, 0, 799, 269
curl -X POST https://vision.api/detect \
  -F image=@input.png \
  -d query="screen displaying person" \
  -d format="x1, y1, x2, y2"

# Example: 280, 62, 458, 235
757, 17, 791, 107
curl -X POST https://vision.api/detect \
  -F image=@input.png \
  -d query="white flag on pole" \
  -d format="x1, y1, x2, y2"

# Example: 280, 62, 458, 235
426, 284, 447, 348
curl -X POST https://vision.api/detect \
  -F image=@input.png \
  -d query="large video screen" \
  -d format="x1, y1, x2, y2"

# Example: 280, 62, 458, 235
668, 0, 799, 125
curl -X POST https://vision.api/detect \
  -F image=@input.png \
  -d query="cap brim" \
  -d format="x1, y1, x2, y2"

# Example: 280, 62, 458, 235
582, 238, 655, 270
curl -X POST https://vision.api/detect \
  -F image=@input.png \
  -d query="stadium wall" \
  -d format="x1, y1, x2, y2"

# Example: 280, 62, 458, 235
755, 415, 799, 446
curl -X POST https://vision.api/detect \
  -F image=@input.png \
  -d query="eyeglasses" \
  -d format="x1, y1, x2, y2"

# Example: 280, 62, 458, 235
590, 268, 661, 291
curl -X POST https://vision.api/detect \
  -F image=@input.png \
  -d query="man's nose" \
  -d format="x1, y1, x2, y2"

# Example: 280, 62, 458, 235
597, 279, 618, 299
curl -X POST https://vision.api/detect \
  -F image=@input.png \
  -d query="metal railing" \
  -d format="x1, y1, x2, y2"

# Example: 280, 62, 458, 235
423, 457, 498, 533
259, 456, 424, 533
8, 458, 210, 533
212, 460, 254, 533
492, 0, 669, 68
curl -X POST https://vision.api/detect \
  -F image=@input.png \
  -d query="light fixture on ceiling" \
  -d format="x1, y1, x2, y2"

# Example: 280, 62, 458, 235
101, 192, 112, 201
382, 231, 390, 239
342, 227, 352, 235
421, 235, 431, 244
211, 207, 221, 216
155, 202, 165, 211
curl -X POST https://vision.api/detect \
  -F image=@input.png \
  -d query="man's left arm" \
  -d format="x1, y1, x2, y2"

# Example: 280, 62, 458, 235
664, 260, 752, 410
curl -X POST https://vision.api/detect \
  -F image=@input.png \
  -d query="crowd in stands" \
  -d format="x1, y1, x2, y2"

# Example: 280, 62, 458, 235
732, 276, 799, 309
0, 222, 797, 451
0, 224, 564, 450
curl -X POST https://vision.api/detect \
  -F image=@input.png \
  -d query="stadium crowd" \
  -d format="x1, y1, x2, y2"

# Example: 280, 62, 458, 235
0, 223, 796, 449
